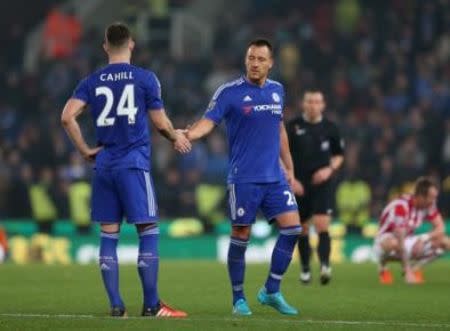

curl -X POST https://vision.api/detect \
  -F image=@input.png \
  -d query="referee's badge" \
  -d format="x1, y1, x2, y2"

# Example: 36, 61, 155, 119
295, 125, 305, 135
272, 92, 280, 103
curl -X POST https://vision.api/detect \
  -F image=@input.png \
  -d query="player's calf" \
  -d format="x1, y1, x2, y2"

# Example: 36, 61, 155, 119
264, 221, 301, 294
374, 234, 401, 284
380, 236, 400, 256
409, 236, 446, 281
443, 236, 450, 251
228, 234, 250, 308
136, 223, 160, 310
314, 215, 332, 281
410, 239, 425, 260
432, 234, 450, 252
377, 235, 401, 266
298, 232, 312, 284
298, 218, 311, 281
228, 226, 251, 311
99, 229, 126, 311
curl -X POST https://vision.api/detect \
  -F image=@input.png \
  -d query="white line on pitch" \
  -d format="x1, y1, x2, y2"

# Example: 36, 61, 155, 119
0, 313, 95, 319
0, 313, 449, 328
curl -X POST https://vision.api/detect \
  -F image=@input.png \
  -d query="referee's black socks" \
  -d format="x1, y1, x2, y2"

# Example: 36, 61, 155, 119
297, 234, 311, 272
318, 231, 331, 267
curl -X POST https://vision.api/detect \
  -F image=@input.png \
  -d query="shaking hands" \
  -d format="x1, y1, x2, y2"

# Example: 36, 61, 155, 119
173, 129, 191, 154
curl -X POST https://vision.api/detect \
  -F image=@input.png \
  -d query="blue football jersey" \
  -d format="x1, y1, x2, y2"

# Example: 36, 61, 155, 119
204, 77, 285, 184
72, 63, 163, 170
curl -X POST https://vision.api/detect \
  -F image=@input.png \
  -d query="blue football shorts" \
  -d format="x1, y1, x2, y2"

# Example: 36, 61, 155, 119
91, 168, 159, 224
227, 180, 298, 225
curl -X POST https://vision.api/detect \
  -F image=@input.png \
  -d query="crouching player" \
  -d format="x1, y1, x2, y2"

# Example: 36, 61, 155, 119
374, 177, 450, 284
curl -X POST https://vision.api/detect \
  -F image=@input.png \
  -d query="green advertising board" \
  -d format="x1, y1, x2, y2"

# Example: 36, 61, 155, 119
0, 220, 449, 264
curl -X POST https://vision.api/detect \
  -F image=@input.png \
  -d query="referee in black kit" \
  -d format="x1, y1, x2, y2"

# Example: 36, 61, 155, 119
287, 89, 344, 285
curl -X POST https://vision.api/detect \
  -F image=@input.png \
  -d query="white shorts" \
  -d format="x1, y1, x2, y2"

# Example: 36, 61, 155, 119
373, 233, 422, 261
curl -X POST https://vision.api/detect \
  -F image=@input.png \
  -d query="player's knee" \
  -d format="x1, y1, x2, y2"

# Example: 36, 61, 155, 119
382, 237, 399, 252
101, 223, 120, 233
136, 222, 157, 234
301, 222, 310, 236
411, 241, 424, 259
431, 232, 445, 247
429, 231, 443, 241
445, 237, 450, 251
314, 214, 330, 233
275, 211, 300, 228
231, 226, 251, 240
435, 236, 450, 251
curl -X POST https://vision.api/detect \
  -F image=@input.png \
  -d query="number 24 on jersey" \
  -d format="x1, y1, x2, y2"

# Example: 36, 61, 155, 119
95, 84, 137, 127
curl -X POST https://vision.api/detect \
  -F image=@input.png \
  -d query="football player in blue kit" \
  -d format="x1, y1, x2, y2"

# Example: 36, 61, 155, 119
61, 22, 188, 318
186, 39, 302, 316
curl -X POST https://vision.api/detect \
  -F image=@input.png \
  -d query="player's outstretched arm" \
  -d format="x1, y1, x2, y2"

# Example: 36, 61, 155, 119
427, 213, 448, 248
329, 124, 345, 175
311, 154, 344, 185
61, 98, 102, 162
312, 126, 344, 185
185, 118, 216, 141
149, 109, 191, 154
279, 122, 295, 187
429, 214, 445, 237
330, 155, 344, 172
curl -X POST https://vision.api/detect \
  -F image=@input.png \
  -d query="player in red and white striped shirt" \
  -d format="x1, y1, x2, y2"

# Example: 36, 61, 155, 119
374, 177, 449, 284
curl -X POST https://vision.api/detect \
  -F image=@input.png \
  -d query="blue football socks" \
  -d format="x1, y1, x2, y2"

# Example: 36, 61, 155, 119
99, 231, 124, 308
137, 225, 160, 309
227, 236, 249, 304
265, 225, 302, 293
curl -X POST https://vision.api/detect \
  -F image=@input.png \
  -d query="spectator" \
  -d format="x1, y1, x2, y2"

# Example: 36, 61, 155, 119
29, 167, 58, 234
336, 175, 372, 233
1, 1, 450, 225
42, 7, 81, 60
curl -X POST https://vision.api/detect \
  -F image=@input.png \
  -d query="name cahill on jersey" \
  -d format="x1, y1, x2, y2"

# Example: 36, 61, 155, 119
73, 63, 163, 170
100, 71, 134, 82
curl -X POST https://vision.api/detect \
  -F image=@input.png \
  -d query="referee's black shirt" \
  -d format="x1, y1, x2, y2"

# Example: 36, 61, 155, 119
287, 115, 344, 182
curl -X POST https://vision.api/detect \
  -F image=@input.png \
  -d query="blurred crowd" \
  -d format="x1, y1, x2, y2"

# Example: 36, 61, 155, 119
0, 0, 449, 232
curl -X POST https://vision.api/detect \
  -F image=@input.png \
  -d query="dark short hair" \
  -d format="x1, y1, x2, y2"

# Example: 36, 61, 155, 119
414, 177, 438, 196
247, 38, 273, 55
105, 22, 131, 48
303, 88, 323, 95
302, 88, 325, 100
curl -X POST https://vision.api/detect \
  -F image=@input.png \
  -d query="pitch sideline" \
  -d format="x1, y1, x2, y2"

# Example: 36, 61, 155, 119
0, 313, 449, 328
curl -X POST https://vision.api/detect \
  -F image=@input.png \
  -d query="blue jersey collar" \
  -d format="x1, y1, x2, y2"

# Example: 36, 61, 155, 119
243, 75, 269, 88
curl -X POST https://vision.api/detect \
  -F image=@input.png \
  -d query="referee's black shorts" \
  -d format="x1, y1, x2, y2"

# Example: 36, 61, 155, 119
295, 180, 334, 223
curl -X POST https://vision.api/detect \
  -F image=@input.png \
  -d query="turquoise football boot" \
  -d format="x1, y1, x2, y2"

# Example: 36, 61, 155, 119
232, 298, 252, 316
257, 288, 298, 315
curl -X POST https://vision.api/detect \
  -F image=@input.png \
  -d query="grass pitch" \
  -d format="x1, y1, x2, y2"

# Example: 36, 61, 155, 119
0, 261, 449, 331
